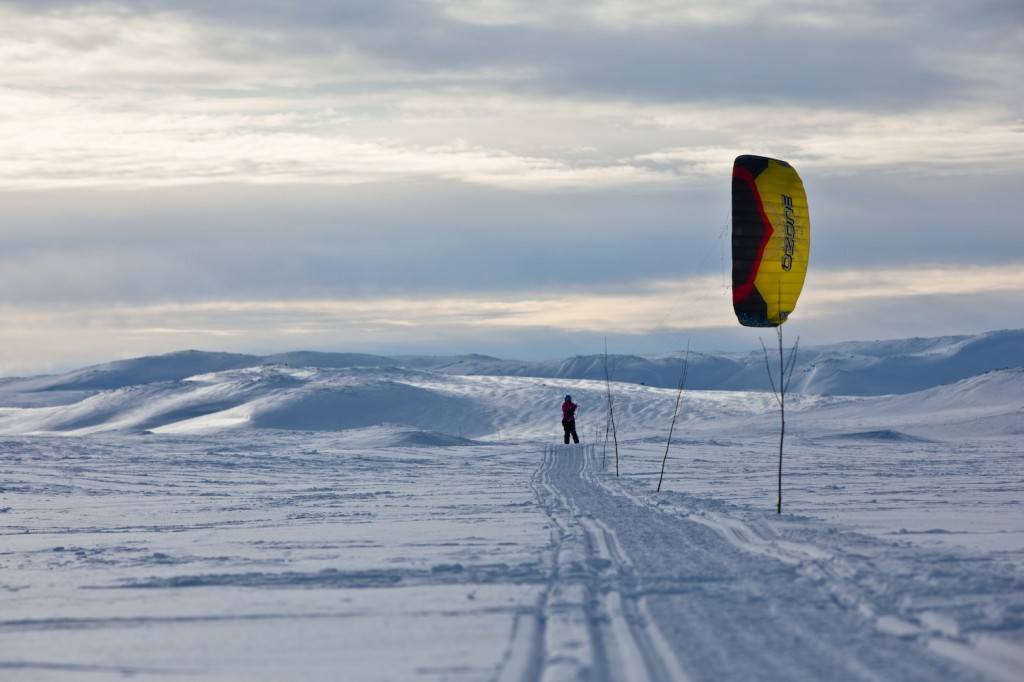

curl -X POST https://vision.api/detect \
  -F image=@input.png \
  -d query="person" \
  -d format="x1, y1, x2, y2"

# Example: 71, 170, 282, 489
561, 395, 579, 444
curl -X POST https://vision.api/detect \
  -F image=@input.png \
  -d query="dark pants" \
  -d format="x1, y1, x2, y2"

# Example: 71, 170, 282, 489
562, 419, 579, 444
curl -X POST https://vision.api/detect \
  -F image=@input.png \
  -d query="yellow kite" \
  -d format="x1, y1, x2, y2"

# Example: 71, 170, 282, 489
731, 155, 810, 327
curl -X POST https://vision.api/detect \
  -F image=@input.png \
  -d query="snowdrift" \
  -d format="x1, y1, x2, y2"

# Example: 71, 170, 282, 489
0, 366, 492, 438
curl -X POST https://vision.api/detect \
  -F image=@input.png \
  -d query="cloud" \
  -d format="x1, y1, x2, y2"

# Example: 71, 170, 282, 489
1, 1, 1020, 192
0, 1, 1021, 372
0, 108, 671, 191
0, 183, 711, 304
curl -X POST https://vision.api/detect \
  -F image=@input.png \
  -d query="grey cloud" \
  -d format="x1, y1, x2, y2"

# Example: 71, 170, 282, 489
8, 1, 1006, 108
946, 0, 1024, 27
810, 173, 1023, 269
1, 182, 711, 304
200, 2, 1009, 108
531, 28, 969, 108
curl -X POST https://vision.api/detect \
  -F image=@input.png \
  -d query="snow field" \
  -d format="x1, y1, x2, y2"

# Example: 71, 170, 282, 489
0, 339, 1021, 680
1, 435, 549, 680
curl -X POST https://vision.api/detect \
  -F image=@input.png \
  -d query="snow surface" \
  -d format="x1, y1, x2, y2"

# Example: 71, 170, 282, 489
0, 332, 1022, 680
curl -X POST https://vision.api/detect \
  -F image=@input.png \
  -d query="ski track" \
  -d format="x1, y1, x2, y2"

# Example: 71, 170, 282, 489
526, 444, 999, 682
516, 444, 688, 682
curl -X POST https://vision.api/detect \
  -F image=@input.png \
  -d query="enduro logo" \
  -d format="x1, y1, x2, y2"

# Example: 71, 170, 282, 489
781, 195, 796, 271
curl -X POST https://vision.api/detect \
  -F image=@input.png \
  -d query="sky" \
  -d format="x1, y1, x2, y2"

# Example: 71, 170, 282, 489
1, 0, 1023, 375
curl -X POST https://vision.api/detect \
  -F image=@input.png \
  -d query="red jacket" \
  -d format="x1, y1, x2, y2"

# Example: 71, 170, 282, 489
562, 401, 577, 422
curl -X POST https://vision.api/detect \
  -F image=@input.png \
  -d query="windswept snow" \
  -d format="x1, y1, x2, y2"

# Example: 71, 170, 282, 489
0, 331, 1022, 680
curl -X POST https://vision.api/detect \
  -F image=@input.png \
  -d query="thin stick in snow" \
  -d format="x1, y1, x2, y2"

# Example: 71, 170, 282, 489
760, 327, 799, 514
657, 343, 689, 493
603, 339, 620, 478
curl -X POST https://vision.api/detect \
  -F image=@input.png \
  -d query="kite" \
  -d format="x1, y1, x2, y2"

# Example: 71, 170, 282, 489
731, 155, 810, 327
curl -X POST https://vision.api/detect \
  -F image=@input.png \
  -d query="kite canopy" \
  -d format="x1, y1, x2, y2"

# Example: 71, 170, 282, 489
731, 155, 810, 327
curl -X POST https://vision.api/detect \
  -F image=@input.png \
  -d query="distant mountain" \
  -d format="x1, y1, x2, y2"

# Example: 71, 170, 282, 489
0, 329, 1020, 402
433, 329, 1024, 396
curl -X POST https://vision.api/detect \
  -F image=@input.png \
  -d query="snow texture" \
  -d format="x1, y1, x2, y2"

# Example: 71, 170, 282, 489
0, 330, 1022, 680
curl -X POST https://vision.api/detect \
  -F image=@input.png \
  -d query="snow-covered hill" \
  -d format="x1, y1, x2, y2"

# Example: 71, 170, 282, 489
0, 354, 1020, 440
2, 330, 1020, 410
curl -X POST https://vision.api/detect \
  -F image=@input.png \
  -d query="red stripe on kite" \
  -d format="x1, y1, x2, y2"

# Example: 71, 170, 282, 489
732, 166, 774, 303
